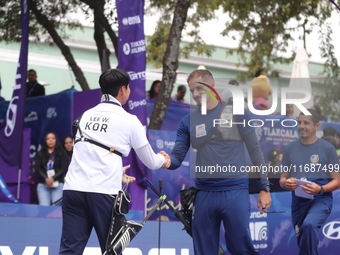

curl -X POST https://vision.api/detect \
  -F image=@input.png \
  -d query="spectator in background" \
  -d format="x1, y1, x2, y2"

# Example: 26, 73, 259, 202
322, 127, 340, 161
63, 135, 74, 166
26, 69, 45, 98
286, 104, 295, 118
35, 132, 68, 205
147, 80, 161, 99
312, 105, 331, 122
172, 84, 188, 103
220, 79, 239, 103
322, 126, 340, 149
228, 79, 239, 86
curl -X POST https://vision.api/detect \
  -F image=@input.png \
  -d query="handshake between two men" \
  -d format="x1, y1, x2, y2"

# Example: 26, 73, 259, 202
158, 151, 171, 169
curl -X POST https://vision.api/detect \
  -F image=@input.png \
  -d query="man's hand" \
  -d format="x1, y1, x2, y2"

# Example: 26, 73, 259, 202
122, 165, 136, 184
257, 191, 271, 214
158, 151, 171, 169
282, 177, 299, 191
301, 182, 322, 195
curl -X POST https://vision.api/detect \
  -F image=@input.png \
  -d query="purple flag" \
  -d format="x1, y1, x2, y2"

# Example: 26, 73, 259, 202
116, 0, 147, 122
116, 0, 148, 212
0, 0, 29, 166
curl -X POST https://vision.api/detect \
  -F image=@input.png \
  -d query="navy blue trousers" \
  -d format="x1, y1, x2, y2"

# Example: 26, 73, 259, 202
192, 189, 258, 255
292, 196, 332, 255
59, 190, 114, 255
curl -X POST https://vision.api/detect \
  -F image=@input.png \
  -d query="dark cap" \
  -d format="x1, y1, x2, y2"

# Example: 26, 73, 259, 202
178, 85, 187, 92
228, 79, 239, 86
323, 126, 340, 137
268, 149, 282, 162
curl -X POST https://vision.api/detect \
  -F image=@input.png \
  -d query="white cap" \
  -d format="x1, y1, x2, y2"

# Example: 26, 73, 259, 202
197, 64, 206, 70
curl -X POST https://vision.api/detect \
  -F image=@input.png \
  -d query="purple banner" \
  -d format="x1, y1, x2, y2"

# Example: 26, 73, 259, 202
147, 99, 197, 131
116, 0, 146, 122
0, 0, 29, 167
247, 113, 298, 164
116, 0, 148, 212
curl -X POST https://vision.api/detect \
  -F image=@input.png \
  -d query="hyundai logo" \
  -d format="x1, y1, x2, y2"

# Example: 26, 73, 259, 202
322, 221, 340, 240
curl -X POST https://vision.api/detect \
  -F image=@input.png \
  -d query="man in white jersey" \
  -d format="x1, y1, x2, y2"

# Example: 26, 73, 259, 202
59, 69, 169, 255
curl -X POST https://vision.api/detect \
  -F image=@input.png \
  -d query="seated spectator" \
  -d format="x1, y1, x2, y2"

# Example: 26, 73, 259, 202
147, 80, 161, 99
63, 135, 74, 166
172, 85, 188, 103
26, 69, 45, 98
35, 132, 68, 205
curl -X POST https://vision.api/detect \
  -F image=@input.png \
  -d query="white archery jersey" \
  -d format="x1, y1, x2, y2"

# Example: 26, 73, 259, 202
64, 96, 150, 195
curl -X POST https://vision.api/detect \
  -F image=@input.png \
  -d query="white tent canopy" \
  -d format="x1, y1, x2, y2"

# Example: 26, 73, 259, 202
288, 48, 314, 117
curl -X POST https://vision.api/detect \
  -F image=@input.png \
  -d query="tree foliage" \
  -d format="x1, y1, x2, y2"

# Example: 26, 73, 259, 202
147, 0, 221, 129
1, 0, 339, 122
0, 0, 85, 44
314, 2, 340, 122
0, 0, 90, 90
146, 0, 339, 78
29, 0, 90, 90
146, 0, 218, 67
146, 0, 340, 128
148, 0, 191, 129
79, 0, 119, 70
216, 0, 336, 78
0, 0, 120, 90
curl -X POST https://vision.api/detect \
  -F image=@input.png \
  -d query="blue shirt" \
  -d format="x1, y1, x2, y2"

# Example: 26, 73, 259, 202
281, 138, 339, 208
173, 103, 259, 191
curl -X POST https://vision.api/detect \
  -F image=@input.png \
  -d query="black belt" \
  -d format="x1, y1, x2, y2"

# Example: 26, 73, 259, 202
74, 137, 123, 157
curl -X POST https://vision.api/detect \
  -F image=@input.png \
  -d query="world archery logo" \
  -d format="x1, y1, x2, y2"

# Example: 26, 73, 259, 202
197, 82, 222, 115
310, 155, 319, 163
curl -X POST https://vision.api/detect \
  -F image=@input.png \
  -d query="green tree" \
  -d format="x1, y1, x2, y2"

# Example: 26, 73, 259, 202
0, 0, 120, 90
0, 0, 90, 90
29, 0, 90, 90
146, 0, 339, 128
314, 2, 340, 122
79, 0, 119, 71
219, 0, 339, 120
220, 0, 337, 78
147, 0, 220, 129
